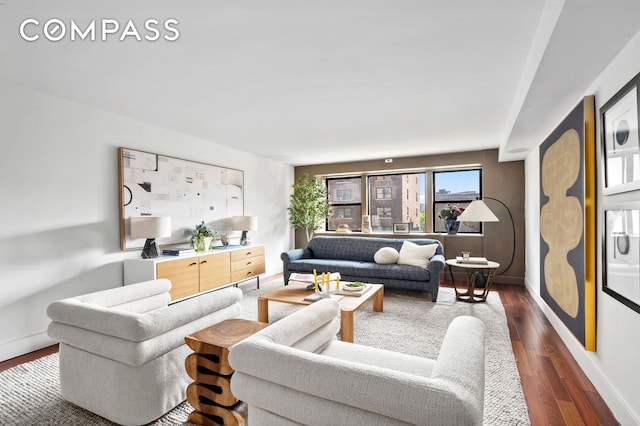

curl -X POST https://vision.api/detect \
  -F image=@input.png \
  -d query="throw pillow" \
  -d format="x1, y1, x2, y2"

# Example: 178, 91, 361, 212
397, 241, 438, 268
374, 247, 400, 264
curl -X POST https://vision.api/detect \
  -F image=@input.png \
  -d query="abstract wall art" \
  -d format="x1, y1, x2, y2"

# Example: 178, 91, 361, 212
119, 147, 244, 250
539, 96, 596, 351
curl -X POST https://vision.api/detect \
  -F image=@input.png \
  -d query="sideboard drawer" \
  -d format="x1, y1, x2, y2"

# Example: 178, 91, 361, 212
230, 245, 265, 283
231, 263, 265, 282
230, 246, 265, 262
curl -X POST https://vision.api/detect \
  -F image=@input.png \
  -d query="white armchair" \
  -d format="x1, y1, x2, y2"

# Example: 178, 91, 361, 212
229, 299, 485, 426
47, 279, 242, 425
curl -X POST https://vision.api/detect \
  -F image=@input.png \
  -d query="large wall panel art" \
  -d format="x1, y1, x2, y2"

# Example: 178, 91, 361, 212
119, 147, 244, 251
539, 96, 596, 351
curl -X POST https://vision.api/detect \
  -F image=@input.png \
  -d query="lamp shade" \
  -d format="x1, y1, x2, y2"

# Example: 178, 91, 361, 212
231, 216, 258, 231
457, 200, 499, 222
130, 216, 172, 239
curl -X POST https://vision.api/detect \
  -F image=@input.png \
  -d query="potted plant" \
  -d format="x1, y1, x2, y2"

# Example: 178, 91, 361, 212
438, 204, 465, 234
190, 221, 215, 251
288, 174, 332, 243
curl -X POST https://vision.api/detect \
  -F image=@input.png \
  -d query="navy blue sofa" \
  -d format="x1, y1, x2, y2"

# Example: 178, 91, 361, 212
281, 236, 445, 302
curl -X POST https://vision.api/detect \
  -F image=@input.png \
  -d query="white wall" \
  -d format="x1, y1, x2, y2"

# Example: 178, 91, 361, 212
524, 30, 640, 425
0, 83, 293, 361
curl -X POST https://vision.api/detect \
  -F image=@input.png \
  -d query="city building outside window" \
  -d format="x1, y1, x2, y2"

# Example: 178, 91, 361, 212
327, 177, 362, 231
369, 173, 424, 232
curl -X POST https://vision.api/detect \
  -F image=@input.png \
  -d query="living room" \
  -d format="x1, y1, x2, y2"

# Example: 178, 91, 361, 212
2, 1, 640, 425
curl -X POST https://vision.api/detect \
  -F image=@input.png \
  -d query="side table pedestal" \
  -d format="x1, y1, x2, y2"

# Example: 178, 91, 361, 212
445, 259, 500, 303
185, 318, 268, 426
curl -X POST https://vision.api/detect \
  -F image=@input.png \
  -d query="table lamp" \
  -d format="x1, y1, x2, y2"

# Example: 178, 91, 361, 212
232, 216, 258, 246
130, 216, 172, 258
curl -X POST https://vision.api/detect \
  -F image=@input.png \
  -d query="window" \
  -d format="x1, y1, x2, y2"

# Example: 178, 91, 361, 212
335, 207, 352, 218
321, 169, 479, 234
369, 173, 424, 232
433, 170, 481, 233
327, 177, 362, 231
336, 189, 351, 201
376, 187, 392, 199
376, 207, 392, 217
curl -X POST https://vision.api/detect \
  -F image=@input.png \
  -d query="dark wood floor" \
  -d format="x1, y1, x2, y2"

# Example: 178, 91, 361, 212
487, 282, 619, 426
0, 281, 620, 425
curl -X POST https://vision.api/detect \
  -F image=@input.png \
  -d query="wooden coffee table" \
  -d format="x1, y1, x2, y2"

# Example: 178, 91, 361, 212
257, 282, 383, 343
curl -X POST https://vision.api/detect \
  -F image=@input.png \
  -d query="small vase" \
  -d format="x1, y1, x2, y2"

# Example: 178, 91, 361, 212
196, 236, 213, 251
445, 219, 460, 235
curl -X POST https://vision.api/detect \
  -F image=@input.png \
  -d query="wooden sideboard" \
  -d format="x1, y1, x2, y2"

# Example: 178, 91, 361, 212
124, 245, 265, 300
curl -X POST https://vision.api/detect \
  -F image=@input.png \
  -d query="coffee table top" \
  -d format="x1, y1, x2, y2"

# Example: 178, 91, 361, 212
259, 281, 383, 312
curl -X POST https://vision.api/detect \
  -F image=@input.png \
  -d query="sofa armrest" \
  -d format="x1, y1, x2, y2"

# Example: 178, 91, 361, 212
428, 253, 445, 272
281, 248, 312, 263
432, 316, 485, 423
48, 286, 242, 342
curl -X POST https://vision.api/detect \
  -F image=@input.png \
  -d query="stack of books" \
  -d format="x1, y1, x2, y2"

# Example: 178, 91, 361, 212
303, 293, 344, 302
289, 272, 341, 291
162, 247, 196, 256
336, 283, 372, 297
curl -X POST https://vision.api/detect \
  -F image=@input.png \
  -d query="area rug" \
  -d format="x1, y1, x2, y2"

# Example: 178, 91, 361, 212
0, 281, 530, 425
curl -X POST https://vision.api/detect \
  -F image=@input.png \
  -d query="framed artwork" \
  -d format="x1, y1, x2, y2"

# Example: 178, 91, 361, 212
539, 96, 596, 351
119, 147, 244, 250
601, 71, 640, 195
603, 206, 640, 314
393, 223, 409, 233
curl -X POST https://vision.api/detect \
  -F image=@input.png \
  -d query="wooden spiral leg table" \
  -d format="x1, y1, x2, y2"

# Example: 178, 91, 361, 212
185, 319, 268, 426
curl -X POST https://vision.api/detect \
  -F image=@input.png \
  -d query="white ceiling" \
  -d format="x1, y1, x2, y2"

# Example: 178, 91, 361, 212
2, 0, 640, 165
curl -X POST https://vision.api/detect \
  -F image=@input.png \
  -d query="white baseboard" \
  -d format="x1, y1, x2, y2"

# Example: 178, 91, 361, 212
0, 332, 56, 362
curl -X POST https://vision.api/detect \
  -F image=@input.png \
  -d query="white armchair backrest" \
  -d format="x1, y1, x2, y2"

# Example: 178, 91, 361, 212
74, 279, 171, 312
242, 298, 340, 353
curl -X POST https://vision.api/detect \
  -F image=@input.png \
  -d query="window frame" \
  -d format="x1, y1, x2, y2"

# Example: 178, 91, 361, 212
320, 166, 482, 234
326, 177, 363, 231
432, 169, 482, 234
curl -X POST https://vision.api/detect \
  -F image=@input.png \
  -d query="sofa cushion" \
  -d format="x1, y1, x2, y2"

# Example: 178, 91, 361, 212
397, 241, 438, 268
288, 259, 430, 282
374, 247, 400, 264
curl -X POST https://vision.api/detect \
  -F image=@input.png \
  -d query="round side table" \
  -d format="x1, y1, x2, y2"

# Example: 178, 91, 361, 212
445, 259, 500, 303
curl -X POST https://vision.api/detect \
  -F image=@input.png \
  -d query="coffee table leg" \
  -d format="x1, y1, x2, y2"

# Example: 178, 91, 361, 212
340, 310, 354, 343
257, 297, 269, 323
373, 287, 384, 312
